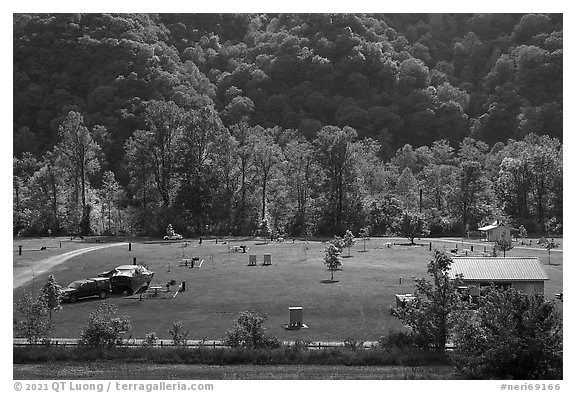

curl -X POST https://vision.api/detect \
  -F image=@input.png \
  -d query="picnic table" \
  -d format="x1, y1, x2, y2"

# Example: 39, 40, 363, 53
148, 286, 164, 295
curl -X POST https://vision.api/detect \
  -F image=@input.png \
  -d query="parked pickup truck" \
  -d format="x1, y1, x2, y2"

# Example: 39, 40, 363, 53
61, 277, 111, 303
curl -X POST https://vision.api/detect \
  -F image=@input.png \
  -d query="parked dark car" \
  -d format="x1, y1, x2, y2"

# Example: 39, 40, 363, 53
61, 277, 111, 303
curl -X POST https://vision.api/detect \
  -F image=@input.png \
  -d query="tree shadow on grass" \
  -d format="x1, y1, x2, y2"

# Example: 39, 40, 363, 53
320, 279, 339, 284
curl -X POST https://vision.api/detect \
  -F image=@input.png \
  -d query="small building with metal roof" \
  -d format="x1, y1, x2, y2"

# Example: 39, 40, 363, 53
448, 257, 549, 295
478, 220, 518, 242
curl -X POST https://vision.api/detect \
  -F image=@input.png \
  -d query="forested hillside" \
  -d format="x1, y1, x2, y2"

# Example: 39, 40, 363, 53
13, 13, 563, 238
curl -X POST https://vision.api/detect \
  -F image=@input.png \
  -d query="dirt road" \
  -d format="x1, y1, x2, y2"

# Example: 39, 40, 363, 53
13, 243, 128, 289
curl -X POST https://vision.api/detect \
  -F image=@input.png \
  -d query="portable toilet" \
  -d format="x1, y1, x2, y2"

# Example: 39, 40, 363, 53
289, 306, 303, 328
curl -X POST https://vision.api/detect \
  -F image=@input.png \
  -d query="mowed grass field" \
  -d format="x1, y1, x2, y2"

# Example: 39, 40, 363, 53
14, 362, 460, 380
13, 236, 563, 342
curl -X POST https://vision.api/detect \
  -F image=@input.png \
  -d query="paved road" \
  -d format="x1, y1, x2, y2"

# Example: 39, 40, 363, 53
13, 243, 128, 289
430, 237, 562, 253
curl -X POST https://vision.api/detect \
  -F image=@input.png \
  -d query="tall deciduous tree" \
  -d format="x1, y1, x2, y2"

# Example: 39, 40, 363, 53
450, 160, 491, 234
13, 153, 40, 234
230, 122, 256, 233
495, 156, 531, 223
176, 106, 225, 231
366, 194, 404, 236
125, 129, 159, 235
23, 151, 64, 235
251, 127, 284, 222
98, 171, 125, 235
525, 134, 562, 233
54, 111, 103, 235
395, 167, 419, 211
395, 211, 429, 244
141, 100, 185, 212
283, 136, 317, 235
420, 163, 456, 212
314, 126, 358, 233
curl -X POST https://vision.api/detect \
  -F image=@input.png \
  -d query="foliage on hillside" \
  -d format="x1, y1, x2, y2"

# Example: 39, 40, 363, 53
13, 14, 562, 237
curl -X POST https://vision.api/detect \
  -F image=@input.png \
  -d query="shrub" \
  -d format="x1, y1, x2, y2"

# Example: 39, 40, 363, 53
13, 345, 452, 367
168, 321, 189, 346
40, 274, 62, 320
79, 302, 131, 348
144, 332, 158, 346
343, 337, 365, 351
378, 330, 422, 349
224, 311, 280, 349
452, 287, 562, 379
14, 291, 53, 344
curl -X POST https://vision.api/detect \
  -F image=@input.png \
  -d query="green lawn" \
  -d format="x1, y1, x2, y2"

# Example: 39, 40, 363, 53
13, 362, 460, 380
13, 236, 563, 342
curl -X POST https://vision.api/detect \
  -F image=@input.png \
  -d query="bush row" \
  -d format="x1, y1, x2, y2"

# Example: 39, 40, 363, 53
13, 345, 450, 367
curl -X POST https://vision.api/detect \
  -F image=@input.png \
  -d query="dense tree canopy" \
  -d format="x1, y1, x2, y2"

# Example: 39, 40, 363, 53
13, 14, 562, 237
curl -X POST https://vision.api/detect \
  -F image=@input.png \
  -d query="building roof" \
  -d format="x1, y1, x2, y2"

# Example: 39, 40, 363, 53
478, 224, 499, 231
478, 220, 518, 232
449, 257, 549, 282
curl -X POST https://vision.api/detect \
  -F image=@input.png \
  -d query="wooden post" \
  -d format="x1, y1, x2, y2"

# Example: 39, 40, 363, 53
399, 277, 402, 284
18, 245, 22, 256
129, 243, 132, 251
133, 257, 136, 265
429, 242, 432, 251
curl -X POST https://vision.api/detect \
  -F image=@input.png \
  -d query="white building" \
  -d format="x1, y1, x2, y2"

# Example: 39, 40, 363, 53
478, 220, 518, 242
